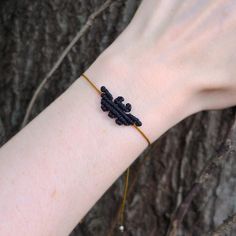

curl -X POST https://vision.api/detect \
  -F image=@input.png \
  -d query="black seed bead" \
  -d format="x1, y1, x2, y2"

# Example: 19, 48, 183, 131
117, 96, 124, 102
135, 120, 142, 126
108, 111, 115, 118
126, 103, 131, 112
115, 113, 126, 125
101, 105, 108, 112
115, 119, 122, 125
101, 86, 106, 92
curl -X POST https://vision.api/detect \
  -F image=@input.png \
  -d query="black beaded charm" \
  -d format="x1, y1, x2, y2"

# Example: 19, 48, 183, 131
100, 86, 142, 127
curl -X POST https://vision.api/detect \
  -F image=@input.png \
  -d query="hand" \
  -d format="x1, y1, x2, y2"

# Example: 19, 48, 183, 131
113, 0, 236, 111
85, 0, 236, 143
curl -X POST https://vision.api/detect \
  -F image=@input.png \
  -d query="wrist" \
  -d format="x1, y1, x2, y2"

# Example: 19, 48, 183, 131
77, 45, 197, 144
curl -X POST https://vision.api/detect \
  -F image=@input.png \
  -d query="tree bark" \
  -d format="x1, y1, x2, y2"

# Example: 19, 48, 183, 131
0, 1, 236, 235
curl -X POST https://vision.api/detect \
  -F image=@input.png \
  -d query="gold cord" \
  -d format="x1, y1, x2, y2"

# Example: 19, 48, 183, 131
118, 167, 130, 228
80, 73, 151, 230
81, 73, 102, 95
133, 124, 151, 146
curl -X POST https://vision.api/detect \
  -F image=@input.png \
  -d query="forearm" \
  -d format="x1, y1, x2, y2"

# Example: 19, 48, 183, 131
0, 45, 193, 236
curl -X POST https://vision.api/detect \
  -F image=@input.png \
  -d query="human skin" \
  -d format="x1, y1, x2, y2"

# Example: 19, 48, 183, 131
0, 0, 236, 235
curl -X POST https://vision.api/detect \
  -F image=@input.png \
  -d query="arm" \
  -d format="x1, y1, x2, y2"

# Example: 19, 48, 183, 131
0, 53, 192, 236
0, 46, 195, 236
0, 0, 236, 235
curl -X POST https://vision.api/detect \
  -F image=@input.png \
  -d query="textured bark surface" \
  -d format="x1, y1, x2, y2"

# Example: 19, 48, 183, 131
0, 1, 236, 236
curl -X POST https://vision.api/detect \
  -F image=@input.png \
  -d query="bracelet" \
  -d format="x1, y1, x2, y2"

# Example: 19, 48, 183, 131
80, 73, 151, 232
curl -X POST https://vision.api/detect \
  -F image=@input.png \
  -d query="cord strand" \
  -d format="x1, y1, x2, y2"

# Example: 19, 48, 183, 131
80, 73, 151, 231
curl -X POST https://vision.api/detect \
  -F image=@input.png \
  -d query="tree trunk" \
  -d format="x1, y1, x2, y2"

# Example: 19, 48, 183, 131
0, 1, 236, 235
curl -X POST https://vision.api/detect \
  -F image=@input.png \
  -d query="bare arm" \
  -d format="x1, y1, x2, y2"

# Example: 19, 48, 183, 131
0, 0, 236, 235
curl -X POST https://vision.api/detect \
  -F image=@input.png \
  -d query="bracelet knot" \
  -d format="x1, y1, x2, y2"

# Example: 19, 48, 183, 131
100, 86, 142, 127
